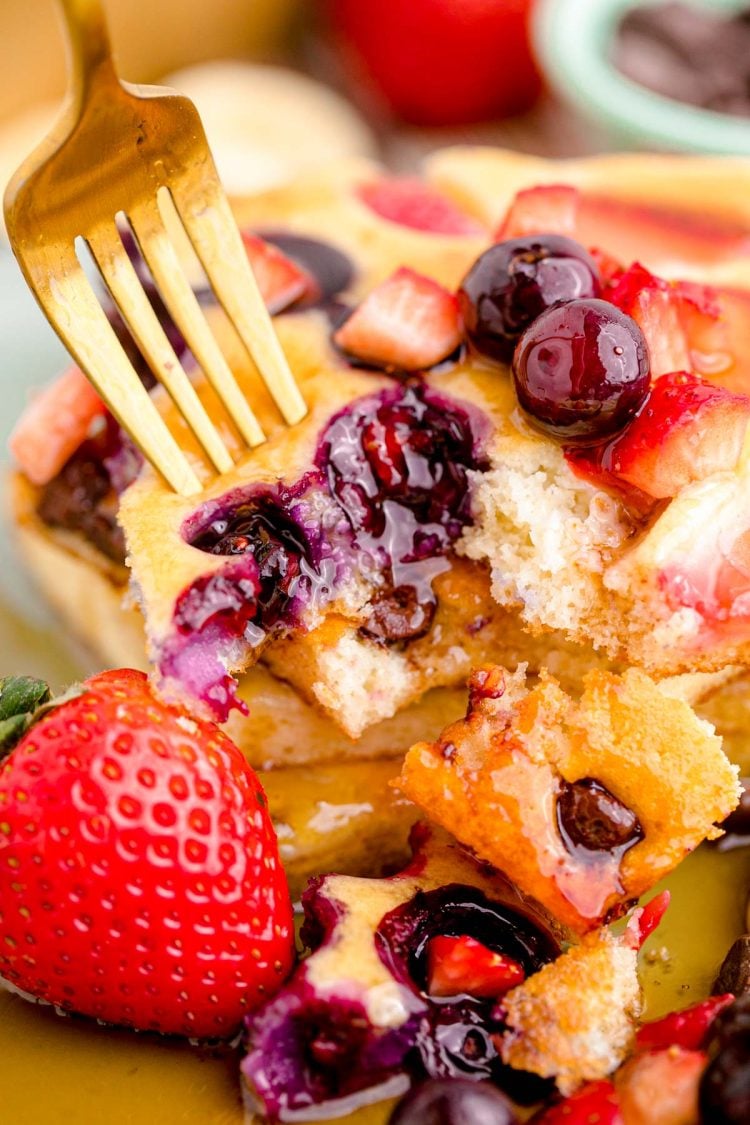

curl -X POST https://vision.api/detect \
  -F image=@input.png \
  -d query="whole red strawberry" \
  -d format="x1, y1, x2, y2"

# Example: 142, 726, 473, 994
327, 0, 541, 126
0, 669, 294, 1038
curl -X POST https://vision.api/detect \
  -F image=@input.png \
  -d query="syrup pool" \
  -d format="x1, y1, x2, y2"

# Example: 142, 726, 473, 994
2, 838, 748, 1124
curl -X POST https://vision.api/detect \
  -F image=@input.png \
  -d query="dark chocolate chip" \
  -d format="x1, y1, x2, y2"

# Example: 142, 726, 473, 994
360, 585, 436, 645
721, 780, 750, 838
557, 778, 643, 854
713, 937, 750, 999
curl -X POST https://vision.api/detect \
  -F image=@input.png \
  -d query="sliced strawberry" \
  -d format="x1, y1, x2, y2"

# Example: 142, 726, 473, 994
426, 934, 525, 999
242, 233, 314, 313
615, 1047, 706, 1125
532, 1080, 623, 1125
636, 994, 734, 1053
356, 178, 485, 235
9, 365, 106, 487
333, 267, 462, 370
626, 890, 670, 950
496, 184, 580, 241
656, 474, 750, 630
600, 372, 750, 500
496, 185, 750, 268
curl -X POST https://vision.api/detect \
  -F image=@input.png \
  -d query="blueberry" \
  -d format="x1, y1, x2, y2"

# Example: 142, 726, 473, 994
699, 1038, 750, 1124
512, 297, 650, 444
389, 1078, 518, 1124
458, 235, 601, 365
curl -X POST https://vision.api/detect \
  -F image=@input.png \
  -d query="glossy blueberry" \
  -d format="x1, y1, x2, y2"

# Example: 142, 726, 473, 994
458, 235, 601, 364
512, 297, 650, 443
388, 1078, 518, 1124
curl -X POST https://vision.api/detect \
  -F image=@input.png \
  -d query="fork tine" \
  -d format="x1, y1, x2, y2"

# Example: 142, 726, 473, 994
87, 225, 234, 475
167, 180, 308, 427
128, 200, 266, 449
31, 248, 201, 497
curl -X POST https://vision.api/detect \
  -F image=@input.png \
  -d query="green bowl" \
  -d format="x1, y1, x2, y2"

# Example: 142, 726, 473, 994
533, 0, 750, 155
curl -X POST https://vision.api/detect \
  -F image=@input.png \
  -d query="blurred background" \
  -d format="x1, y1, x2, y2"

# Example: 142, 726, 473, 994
0, 0, 749, 673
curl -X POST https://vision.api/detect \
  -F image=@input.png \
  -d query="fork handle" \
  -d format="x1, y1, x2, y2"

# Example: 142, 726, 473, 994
58, 0, 118, 105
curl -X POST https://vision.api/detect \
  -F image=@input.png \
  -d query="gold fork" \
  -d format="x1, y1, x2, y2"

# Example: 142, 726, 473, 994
4, 0, 307, 497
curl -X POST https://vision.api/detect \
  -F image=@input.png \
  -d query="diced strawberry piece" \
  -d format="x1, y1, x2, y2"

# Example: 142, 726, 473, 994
601, 372, 750, 500
496, 185, 750, 268
615, 1047, 706, 1125
657, 475, 750, 629
426, 934, 525, 999
496, 184, 580, 241
9, 365, 106, 487
607, 264, 692, 377
590, 246, 626, 286
241, 233, 314, 314
636, 994, 734, 1053
607, 262, 750, 392
333, 267, 462, 370
532, 1080, 623, 1125
356, 178, 485, 235
626, 891, 670, 950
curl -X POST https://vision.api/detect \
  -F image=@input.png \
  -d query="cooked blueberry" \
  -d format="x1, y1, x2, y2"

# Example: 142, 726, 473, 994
185, 490, 334, 637
557, 778, 643, 854
512, 298, 650, 443
317, 384, 484, 646
320, 385, 477, 538
388, 1078, 518, 1124
707, 994, 750, 1051
699, 1039, 750, 1124
458, 235, 601, 364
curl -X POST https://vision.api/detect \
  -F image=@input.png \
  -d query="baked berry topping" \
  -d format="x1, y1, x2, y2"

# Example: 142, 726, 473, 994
375, 885, 559, 999
512, 298, 650, 444
388, 1078, 518, 1124
320, 385, 478, 537
458, 235, 601, 364
426, 935, 525, 999
318, 383, 483, 644
557, 778, 643, 856
188, 492, 328, 633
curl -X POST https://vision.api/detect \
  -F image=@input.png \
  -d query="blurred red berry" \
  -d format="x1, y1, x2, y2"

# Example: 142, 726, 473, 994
327, 0, 542, 125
